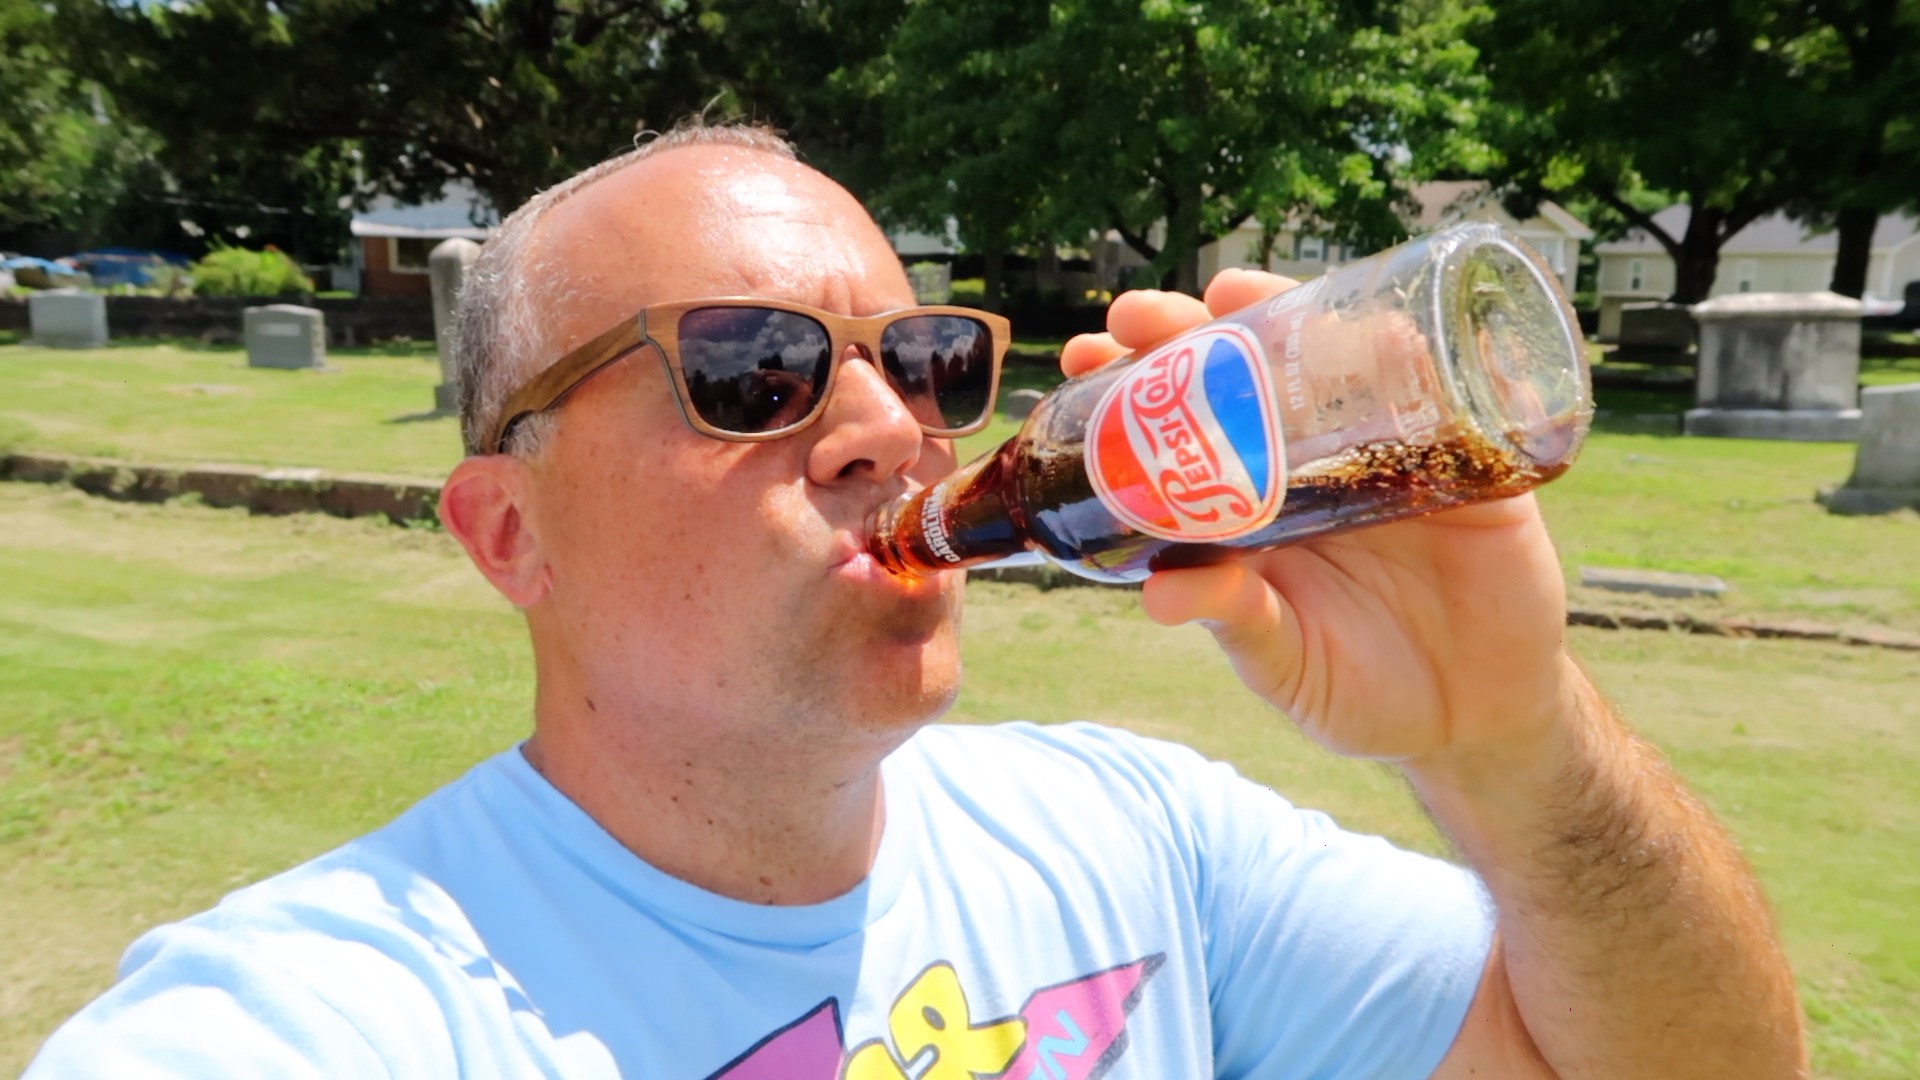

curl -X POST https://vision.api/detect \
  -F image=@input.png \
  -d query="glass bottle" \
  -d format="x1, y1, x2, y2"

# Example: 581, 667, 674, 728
868, 223, 1592, 584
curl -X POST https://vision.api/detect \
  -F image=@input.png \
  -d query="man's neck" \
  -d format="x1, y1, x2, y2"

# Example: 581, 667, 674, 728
521, 713, 897, 907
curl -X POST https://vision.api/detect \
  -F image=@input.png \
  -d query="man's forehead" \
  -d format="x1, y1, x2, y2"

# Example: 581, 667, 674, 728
529, 145, 905, 347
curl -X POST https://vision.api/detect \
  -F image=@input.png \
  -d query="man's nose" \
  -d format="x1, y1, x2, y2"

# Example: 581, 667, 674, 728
805, 347, 926, 485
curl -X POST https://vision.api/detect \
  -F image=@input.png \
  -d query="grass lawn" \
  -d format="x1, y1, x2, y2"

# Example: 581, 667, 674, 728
0, 338, 457, 478
5, 339, 1916, 633
0, 485, 1915, 1077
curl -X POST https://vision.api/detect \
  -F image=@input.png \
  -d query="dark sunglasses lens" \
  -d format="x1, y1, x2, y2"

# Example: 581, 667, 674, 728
677, 308, 832, 434
880, 316, 996, 431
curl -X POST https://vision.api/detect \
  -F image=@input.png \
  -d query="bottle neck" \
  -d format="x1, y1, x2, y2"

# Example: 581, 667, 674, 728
866, 445, 1029, 576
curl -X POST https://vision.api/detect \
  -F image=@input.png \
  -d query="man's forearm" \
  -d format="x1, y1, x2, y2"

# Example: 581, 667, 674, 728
1405, 657, 1806, 1080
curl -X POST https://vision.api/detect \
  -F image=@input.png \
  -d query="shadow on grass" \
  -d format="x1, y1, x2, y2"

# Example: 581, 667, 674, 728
386, 409, 452, 425
1861, 353, 1920, 383
1580, 363, 1693, 437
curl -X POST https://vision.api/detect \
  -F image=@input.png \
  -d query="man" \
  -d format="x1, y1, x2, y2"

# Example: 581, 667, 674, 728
28, 121, 1804, 1078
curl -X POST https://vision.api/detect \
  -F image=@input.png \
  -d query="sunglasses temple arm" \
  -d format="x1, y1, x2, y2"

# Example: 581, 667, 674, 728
488, 318, 650, 453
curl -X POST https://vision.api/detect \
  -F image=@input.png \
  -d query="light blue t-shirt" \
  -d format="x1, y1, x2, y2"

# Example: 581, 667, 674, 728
27, 722, 1492, 1079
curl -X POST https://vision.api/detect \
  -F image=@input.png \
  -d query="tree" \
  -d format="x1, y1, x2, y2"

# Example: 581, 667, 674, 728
59, 0, 740, 234
1777, 0, 1920, 298
856, 0, 1481, 296
0, 0, 160, 245
1470, 0, 1814, 303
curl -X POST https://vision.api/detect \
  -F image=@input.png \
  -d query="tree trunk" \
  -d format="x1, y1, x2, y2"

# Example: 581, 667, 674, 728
1168, 185, 1204, 297
1254, 221, 1280, 270
982, 248, 1005, 313
1670, 207, 1726, 305
1829, 208, 1879, 299
1036, 241, 1060, 296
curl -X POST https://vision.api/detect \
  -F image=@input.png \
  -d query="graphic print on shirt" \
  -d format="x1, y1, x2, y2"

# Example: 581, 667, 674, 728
704, 953, 1165, 1080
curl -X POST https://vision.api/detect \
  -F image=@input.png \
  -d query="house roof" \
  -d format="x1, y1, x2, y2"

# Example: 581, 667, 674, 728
1229, 181, 1591, 239
889, 222, 961, 258
1595, 206, 1920, 256
349, 182, 497, 241
1405, 181, 1594, 239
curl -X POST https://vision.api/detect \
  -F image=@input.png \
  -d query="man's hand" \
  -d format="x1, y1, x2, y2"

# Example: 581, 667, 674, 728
1060, 269, 1573, 769
1064, 270, 1807, 1080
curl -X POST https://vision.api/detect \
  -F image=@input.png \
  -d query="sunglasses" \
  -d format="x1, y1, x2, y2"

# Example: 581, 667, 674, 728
486, 298, 1010, 454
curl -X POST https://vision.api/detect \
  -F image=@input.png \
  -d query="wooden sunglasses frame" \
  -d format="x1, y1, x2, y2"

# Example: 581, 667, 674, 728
486, 297, 1010, 454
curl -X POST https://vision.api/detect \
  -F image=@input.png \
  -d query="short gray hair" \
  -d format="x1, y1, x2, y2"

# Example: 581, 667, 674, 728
452, 120, 801, 457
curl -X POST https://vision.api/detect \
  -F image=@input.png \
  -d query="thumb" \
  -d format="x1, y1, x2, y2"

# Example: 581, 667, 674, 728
1142, 562, 1304, 708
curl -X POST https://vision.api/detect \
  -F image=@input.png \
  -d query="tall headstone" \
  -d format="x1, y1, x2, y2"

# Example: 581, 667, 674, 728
244, 304, 327, 370
1684, 291, 1862, 441
27, 289, 108, 348
430, 238, 482, 412
908, 262, 952, 304
1818, 383, 1920, 514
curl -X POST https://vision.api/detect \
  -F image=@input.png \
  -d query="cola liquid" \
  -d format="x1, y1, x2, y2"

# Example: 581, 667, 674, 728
867, 224, 1591, 585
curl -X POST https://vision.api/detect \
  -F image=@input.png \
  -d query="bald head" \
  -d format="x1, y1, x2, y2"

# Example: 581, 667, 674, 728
529, 144, 909, 363
451, 123, 906, 458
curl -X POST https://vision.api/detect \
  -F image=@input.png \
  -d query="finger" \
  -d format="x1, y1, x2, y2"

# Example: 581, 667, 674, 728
1419, 491, 1541, 531
1059, 331, 1128, 378
1142, 562, 1305, 707
1104, 288, 1213, 352
1202, 268, 1300, 319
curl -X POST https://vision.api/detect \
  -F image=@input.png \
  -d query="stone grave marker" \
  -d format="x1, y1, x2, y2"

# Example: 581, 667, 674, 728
1684, 292, 1862, 441
1579, 566, 1728, 598
430, 238, 482, 411
28, 289, 108, 348
1002, 388, 1045, 421
244, 304, 327, 370
1616, 302, 1695, 366
908, 262, 952, 304
1818, 383, 1920, 514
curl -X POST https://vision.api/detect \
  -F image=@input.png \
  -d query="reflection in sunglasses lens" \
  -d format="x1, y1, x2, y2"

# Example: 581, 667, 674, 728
882, 316, 994, 431
680, 308, 832, 433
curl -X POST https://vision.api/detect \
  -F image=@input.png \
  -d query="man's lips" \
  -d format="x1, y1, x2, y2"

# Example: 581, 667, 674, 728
828, 532, 947, 596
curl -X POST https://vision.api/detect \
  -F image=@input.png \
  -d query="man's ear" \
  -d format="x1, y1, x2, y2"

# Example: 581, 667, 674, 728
440, 455, 550, 609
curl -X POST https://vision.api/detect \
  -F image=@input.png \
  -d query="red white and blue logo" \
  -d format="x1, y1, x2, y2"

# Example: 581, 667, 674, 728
1086, 325, 1284, 542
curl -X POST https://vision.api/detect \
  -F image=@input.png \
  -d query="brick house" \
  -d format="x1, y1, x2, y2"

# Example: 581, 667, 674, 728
346, 183, 496, 297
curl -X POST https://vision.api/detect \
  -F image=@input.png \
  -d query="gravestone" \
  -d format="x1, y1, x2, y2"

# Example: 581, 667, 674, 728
1579, 566, 1728, 598
28, 289, 108, 348
1818, 383, 1920, 514
1002, 388, 1045, 421
1616, 302, 1695, 366
244, 304, 327, 370
908, 262, 952, 305
1684, 292, 1862, 441
429, 238, 482, 411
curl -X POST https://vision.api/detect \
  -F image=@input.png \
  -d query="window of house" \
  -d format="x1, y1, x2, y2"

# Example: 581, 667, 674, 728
1628, 258, 1646, 291
1296, 235, 1326, 262
1535, 237, 1565, 276
1734, 259, 1757, 293
390, 237, 434, 274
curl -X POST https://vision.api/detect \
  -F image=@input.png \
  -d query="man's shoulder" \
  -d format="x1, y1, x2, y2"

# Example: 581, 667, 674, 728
131, 748, 526, 974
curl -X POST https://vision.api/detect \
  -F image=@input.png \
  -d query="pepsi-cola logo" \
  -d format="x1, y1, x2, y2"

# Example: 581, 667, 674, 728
1086, 325, 1284, 542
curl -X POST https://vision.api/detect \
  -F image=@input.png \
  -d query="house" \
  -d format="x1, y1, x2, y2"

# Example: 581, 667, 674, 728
1593, 206, 1920, 339
1197, 181, 1592, 294
346, 182, 497, 297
